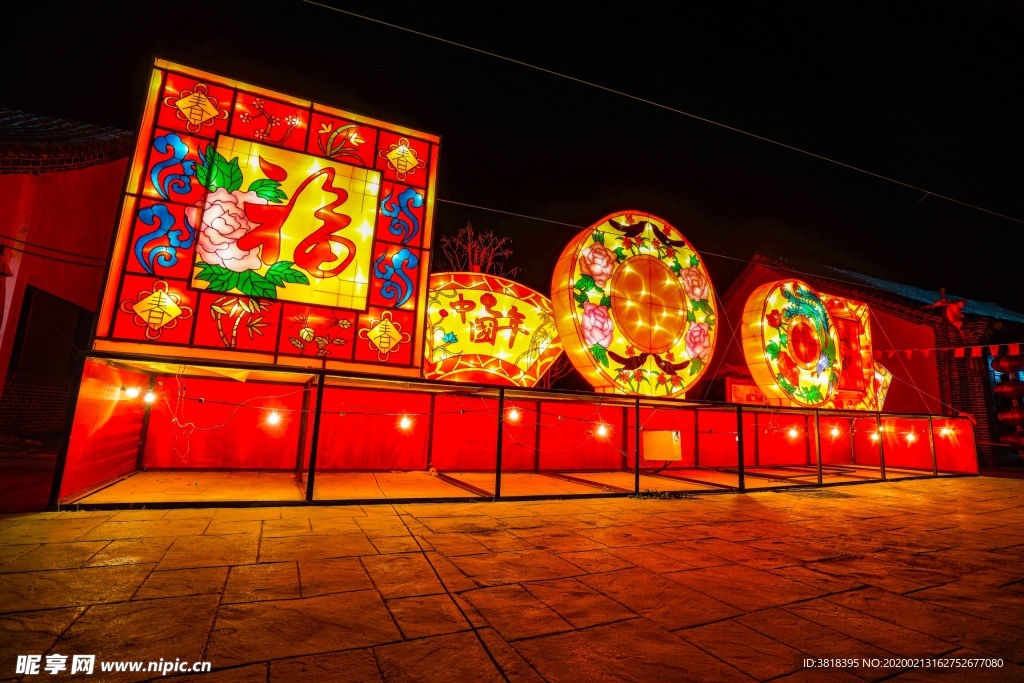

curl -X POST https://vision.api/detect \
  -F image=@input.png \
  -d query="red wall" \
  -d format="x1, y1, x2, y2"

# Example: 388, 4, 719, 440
0, 160, 127, 386
317, 387, 431, 470
59, 360, 147, 501
143, 377, 308, 469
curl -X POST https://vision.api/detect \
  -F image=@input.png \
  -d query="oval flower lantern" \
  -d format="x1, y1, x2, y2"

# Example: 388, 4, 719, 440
742, 279, 843, 407
551, 211, 718, 397
423, 272, 563, 387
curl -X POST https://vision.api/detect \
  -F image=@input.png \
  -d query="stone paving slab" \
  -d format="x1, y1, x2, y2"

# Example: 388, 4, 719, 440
0, 477, 1023, 681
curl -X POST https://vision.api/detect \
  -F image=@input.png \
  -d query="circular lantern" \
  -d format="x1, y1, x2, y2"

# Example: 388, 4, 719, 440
742, 279, 842, 407
551, 211, 717, 397
994, 379, 1024, 400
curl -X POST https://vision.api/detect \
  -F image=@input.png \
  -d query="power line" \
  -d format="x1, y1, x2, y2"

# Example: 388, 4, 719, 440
0, 242, 106, 269
305, 1, 1024, 227
0, 234, 106, 262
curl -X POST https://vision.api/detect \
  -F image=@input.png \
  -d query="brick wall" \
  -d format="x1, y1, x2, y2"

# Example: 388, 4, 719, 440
0, 371, 72, 436
933, 319, 1000, 466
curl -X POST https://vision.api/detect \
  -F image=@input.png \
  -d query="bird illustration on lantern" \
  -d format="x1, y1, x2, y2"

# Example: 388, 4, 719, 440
551, 211, 718, 397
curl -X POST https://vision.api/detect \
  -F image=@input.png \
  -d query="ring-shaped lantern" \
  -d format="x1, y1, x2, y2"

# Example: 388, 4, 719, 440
742, 279, 842, 407
551, 211, 718, 397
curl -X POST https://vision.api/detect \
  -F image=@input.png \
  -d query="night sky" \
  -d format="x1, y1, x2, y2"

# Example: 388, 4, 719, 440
5, 1, 1023, 311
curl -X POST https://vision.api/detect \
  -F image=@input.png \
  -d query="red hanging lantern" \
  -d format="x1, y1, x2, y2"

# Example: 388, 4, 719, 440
994, 379, 1024, 400
997, 407, 1024, 427
991, 355, 1024, 374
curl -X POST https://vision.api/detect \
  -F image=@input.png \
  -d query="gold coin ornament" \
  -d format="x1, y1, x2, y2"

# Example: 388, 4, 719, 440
551, 211, 718, 397
741, 279, 843, 407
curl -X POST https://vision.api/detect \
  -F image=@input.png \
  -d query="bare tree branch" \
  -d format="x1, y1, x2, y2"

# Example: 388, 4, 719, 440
436, 222, 520, 277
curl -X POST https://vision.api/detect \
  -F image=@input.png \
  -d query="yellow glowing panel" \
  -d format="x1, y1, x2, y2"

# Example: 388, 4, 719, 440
189, 136, 380, 309
741, 279, 842, 407
424, 273, 563, 387
551, 211, 717, 397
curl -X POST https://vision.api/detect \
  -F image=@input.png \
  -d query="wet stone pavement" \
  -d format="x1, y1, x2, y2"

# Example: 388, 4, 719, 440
1, 477, 1023, 681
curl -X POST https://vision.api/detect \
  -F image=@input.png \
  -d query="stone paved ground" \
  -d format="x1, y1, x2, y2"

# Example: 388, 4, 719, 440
1, 477, 1023, 682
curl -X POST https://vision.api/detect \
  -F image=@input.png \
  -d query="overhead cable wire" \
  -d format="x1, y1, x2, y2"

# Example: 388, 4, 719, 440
0, 234, 106, 262
0, 241, 107, 269
305, 1, 1024, 227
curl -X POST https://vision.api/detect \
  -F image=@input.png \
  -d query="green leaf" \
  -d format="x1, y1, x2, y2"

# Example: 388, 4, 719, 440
599, 295, 612, 308
686, 310, 696, 322
207, 268, 240, 293
613, 247, 628, 263
691, 299, 712, 315
247, 178, 288, 204
195, 161, 209, 190
193, 263, 227, 282
591, 231, 605, 245
225, 157, 243, 193
688, 357, 704, 376
235, 270, 277, 299
765, 341, 780, 360
805, 385, 824, 404
266, 261, 310, 286
671, 259, 682, 275
573, 291, 588, 305
689, 255, 699, 267
779, 332, 788, 347
574, 274, 597, 293
590, 343, 610, 368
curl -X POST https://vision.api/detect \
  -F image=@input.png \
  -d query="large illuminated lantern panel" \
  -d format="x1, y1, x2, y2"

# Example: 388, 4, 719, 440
95, 60, 439, 376
742, 279, 890, 410
423, 273, 563, 386
552, 212, 718, 397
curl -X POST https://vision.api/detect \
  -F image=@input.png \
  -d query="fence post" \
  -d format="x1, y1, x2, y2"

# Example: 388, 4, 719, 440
814, 411, 823, 485
736, 405, 745, 493
927, 415, 938, 476
494, 388, 505, 501
876, 413, 886, 481
634, 399, 641, 494
304, 374, 326, 502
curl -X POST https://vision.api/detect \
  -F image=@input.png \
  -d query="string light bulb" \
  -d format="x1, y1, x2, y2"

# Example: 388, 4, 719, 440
144, 391, 156, 404
507, 407, 520, 423
124, 386, 140, 399
940, 427, 952, 437
266, 410, 281, 426
399, 415, 412, 430
830, 426, 840, 438
596, 423, 609, 437
906, 432, 916, 443
870, 431, 880, 442
788, 428, 799, 439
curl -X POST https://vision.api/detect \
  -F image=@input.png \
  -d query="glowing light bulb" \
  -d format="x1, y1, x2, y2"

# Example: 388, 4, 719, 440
940, 427, 952, 437
399, 415, 412, 430
596, 423, 609, 437
870, 432, 880, 442
124, 387, 140, 399
830, 427, 840, 438
508, 407, 520, 422
144, 391, 156, 404
906, 432, 916, 443
788, 428, 799, 439
267, 410, 281, 426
